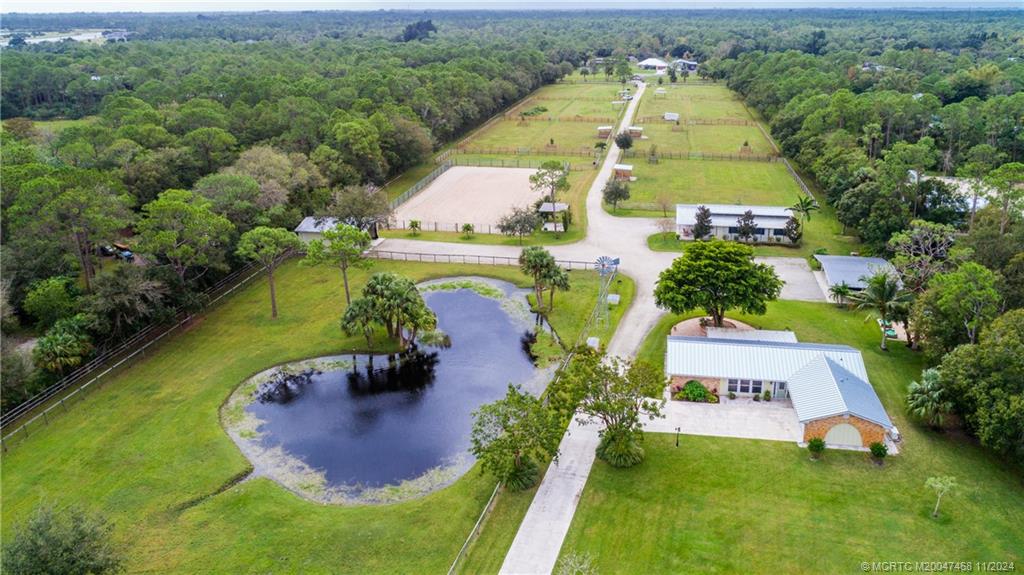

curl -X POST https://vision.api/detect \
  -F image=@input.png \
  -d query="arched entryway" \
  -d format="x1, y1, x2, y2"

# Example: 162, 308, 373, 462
824, 422, 863, 447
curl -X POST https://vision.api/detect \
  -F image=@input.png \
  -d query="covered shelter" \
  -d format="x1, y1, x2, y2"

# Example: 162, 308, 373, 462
813, 255, 895, 290
627, 125, 644, 138
613, 164, 633, 181
597, 125, 613, 138
663, 112, 679, 122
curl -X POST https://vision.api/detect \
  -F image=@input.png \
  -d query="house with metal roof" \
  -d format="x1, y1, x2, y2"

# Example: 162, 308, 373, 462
675, 204, 797, 244
638, 57, 668, 70
665, 334, 893, 449
814, 255, 895, 290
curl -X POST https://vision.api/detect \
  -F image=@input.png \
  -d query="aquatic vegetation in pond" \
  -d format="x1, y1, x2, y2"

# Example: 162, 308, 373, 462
222, 277, 555, 505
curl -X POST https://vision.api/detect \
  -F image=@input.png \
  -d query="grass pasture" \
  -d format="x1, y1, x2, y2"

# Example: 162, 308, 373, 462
464, 118, 606, 155
639, 82, 750, 120
632, 123, 774, 156
0, 259, 633, 574
612, 159, 803, 216
561, 302, 1024, 574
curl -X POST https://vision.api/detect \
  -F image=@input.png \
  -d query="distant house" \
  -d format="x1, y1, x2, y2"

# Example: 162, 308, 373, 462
637, 57, 668, 71
814, 255, 896, 290
671, 58, 699, 72
665, 332, 894, 449
675, 204, 796, 243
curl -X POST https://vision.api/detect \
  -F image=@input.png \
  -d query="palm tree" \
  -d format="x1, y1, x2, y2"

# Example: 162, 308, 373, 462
791, 195, 819, 222
340, 297, 377, 350
849, 272, 912, 350
907, 368, 952, 429
519, 247, 557, 311
544, 266, 571, 310
828, 281, 852, 307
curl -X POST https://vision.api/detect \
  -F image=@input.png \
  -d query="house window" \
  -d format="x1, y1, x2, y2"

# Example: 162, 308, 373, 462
754, 228, 766, 236
739, 379, 751, 393
727, 226, 740, 234
728, 379, 738, 392
751, 380, 763, 394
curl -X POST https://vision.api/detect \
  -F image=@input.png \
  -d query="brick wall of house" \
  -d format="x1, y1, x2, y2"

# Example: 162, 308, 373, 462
670, 375, 722, 395
803, 414, 886, 447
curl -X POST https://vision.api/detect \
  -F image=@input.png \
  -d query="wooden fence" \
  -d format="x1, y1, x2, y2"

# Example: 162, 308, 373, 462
1, 260, 270, 448
503, 115, 617, 124
457, 145, 600, 159
623, 149, 778, 163
451, 155, 593, 171
634, 115, 755, 126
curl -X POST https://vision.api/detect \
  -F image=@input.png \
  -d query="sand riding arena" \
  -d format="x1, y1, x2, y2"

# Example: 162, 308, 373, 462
392, 166, 541, 232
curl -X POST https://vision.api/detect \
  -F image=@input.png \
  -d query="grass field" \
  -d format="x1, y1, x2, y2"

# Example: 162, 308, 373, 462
28, 116, 97, 135
464, 119, 607, 154
561, 302, 1024, 573
610, 159, 803, 216
631, 124, 774, 156
0, 259, 633, 573
638, 84, 750, 121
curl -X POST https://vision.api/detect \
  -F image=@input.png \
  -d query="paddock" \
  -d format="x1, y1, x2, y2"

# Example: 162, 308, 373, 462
392, 166, 540, 229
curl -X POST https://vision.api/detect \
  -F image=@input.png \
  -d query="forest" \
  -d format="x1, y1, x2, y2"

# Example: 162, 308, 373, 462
1, 9, 1022, 463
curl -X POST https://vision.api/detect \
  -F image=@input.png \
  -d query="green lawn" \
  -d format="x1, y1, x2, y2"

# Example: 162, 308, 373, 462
0, 259, 633, 573
464, 118, 607, 154
638, 83, 751, 121
610, 159, 803, 215
30, 116, 97, 134
564, 302, 1024, 574
631, 124, 773, 156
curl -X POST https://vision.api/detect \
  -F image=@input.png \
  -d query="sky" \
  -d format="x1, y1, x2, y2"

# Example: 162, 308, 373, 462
2, 0, 1020, 13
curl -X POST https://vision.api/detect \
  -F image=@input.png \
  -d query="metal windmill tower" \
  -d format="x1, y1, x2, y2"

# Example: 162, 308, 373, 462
594, 256, 620, 328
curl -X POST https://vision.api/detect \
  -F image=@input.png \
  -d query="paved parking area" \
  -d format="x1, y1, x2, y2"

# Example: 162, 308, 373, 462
757, 256, 826, 302
646, 395, 802, 442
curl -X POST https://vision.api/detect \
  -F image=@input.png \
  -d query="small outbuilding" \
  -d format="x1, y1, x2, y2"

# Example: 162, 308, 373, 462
814, 255, 896, 290
597, 125, 613, 138
294, 216, 379, 243
538, 202, 568, 214
627, 126, 644, 138
663, 112, 679, 122
613, 164, 633, 181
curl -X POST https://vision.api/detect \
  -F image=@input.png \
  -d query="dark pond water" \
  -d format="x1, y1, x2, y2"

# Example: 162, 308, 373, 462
246, 283, 541, 491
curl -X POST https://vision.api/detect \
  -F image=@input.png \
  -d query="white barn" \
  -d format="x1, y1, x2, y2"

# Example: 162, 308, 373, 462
675, 204, 796, 244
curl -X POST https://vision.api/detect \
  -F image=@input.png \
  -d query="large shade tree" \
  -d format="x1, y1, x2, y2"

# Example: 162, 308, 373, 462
654, 240, 783, 327
236, 226, 302, 318
302, 223, 373, 306
136, 189, 235, 284
470, 384, 562, 491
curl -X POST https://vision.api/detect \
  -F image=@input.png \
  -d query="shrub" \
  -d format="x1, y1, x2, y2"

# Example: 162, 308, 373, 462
503, 457, 541, 491
596, 429, 645, 468
869, 441, 888, 463
728, 391, 736, 400
461, 223, 474, 239
675, 380, 711, 402
808, 437, 826, 460
763, 390, 771, 402
2, 504, 124, 575
408, 220, 421, 235
753, 393, 761, 402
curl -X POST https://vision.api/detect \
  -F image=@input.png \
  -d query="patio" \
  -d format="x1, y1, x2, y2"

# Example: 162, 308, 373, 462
645, 392, 802, 442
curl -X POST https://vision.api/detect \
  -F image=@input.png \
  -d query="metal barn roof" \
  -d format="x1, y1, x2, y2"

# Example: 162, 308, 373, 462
675, 204, 793, 229
787, 355, 893, 428
704, 328, 798, 343
813, 255, 895, 289
665, 337, 868, 382
294, 216, 338, 234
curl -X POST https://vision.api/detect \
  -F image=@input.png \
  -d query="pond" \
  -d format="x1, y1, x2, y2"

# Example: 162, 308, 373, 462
223, 277, 551, 504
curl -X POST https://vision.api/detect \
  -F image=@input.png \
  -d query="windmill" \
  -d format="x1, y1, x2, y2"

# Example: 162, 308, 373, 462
594, 256, 620, 328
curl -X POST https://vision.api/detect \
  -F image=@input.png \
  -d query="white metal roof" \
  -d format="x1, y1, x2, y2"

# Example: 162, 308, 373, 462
675, 204, 793, 228
597, 125, 613, 130
294, 216, 338, 234
638, 57, 668, 67
704, 328, 798, 343
787, 355, 893, 429
664, 112, 679, 121
613, 164, 633, 170
665, 337, 868, 383
814, 255, 895, 289
538, 202, 568, 213
628, 125, 644, 131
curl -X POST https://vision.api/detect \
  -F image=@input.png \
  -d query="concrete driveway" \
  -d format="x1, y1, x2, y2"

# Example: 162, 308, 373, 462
758, 256, 826, 302
645, 395, 802, 443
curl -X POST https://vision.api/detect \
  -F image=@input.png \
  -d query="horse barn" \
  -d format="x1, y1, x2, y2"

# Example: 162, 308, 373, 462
665, 332, 895, 450
675, 204, 796, 243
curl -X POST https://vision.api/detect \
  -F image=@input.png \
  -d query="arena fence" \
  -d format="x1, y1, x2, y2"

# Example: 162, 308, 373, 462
367, 249, 596, 270
390, 160, 453, 209
456, 145, 601, 159
451, 154, 592, 171
503, 115, 618, 124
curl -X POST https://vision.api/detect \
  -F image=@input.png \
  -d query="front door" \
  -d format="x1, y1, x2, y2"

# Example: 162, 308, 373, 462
773, 381, 788, 400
